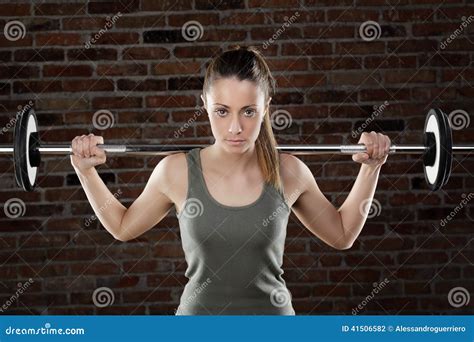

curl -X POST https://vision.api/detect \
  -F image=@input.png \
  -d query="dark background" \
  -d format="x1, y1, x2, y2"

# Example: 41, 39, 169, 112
0, 0, 473, 314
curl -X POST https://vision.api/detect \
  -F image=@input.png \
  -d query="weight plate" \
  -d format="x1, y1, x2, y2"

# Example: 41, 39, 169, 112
423, 108, 452, 191
13, 107, 39, 192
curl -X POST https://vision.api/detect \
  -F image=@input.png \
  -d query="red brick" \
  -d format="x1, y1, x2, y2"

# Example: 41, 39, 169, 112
275, 73, 326, 88
251, 27, 303, 40
146, 95, 196, 108
249, 0, 298, 8
62, 79, 114, 92
62, 17, 107, 30
168, 13, 220, 26
96, 64, 147, 76
0, 4, 31, 16
14, 48, 64, 61
327, 9, 379, 21
413, 23, 463, 36
0, 35, 33, 48
92, 32, 139, 45
115, 15, 166, 28
281, 42, 333, 56
123, 47, 169, 60
152, 61, 201, 75
43, 64, 93, 77
141, 0, 192, 11
335, 41, 385, 54
220, 12, 265, 25
303, 25, 354, 39
173, 45, 222, 58
36, 33, 82, 46
384, 70, 436, 84
311, 56, 362, 70
87, 0, 139, 14
35, 3, 85, 15
92, 96, 142, 109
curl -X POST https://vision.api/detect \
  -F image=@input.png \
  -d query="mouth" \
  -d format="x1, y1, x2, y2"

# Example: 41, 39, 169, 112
226, 139, 245, 142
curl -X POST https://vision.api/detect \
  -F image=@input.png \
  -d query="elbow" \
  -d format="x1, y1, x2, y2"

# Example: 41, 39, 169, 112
112, 227, 129, 242
114, 234, 128, 242
113, 212, 129, 242
335, 217, 354, 250
334, 241, 353, 250
333, 233, 354, 250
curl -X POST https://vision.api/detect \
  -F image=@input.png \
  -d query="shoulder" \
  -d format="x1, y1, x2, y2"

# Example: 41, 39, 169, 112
159, 152, 187, 180
279, 153, 310, 178
278, 153, 313, 195
150, 152, 188, 200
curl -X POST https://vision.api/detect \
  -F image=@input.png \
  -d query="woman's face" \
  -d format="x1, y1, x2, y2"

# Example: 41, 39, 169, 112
201, 77, 271, 153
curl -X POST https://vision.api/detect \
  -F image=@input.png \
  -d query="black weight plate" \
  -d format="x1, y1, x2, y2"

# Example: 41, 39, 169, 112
13, 107, 39, 191
423, 108, 452, 191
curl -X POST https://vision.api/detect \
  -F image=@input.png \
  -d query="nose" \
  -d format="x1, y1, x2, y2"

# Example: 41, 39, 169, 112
228, 115, 242, 134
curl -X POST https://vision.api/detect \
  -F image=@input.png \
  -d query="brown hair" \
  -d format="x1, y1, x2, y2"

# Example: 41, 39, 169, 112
202, 45, 282, 194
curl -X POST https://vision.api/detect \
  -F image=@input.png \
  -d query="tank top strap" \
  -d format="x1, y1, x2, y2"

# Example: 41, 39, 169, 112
185, 148, 206, 197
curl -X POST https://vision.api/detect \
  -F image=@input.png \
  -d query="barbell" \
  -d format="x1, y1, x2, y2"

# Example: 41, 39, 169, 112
0, 107, 472, 192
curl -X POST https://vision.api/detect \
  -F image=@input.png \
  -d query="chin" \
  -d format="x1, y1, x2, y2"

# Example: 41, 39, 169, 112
222, 140, 253, 152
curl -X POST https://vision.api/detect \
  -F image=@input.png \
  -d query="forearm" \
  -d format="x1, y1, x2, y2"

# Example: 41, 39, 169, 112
337, 164, 382, 246
76, 167, 127, 240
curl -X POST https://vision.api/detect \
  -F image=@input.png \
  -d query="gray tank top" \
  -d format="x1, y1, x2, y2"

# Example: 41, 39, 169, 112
175, 148, 295, 315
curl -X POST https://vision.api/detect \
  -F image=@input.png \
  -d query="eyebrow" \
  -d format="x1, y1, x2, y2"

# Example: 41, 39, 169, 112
213, 103, 257, 109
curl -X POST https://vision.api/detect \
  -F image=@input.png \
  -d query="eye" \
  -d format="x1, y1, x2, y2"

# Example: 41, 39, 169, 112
244, 109, 256, 117
214, 108, 227, 117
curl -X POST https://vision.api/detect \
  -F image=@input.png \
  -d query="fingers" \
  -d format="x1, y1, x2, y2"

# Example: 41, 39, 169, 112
352, 153, 369, 163
360, 131, 390, 160
361, 132, 375, 158
84, 134, 92, 158
77, 134, 86, 158
71, 134, 104, 158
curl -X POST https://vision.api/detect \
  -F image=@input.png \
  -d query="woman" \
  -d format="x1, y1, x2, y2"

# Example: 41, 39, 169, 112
71, 46, 391, 315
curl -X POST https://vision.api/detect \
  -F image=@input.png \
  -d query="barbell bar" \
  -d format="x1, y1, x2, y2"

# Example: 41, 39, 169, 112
1, 106, 473, 192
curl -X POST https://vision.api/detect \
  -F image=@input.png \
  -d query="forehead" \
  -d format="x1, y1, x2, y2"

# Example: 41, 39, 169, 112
206, 77, 264, 105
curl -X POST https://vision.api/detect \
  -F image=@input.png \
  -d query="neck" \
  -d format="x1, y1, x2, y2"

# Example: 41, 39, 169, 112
208, 142, 259, 173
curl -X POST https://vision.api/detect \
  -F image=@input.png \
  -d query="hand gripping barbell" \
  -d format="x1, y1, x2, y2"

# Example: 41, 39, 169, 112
0, 107, 472, 192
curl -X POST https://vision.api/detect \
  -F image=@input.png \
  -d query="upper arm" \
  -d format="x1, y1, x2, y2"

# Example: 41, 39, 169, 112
118, 154, 180, 241
282, 154, 349, 250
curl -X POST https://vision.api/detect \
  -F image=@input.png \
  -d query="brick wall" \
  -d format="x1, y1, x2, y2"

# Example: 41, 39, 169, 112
0, 1, 473, 315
